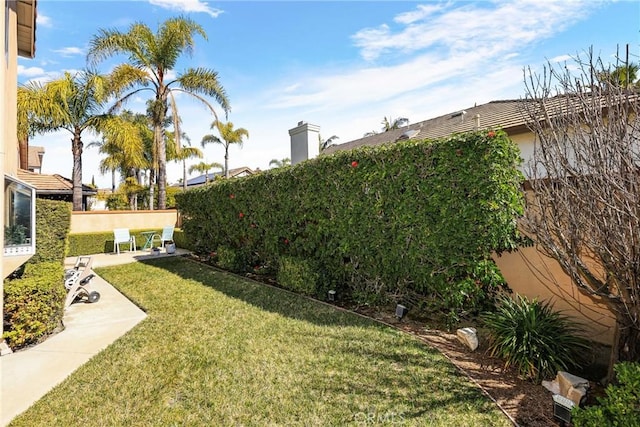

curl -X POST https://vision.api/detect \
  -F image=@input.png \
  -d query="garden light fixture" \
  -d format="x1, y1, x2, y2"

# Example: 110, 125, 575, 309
395, 304, 408, 320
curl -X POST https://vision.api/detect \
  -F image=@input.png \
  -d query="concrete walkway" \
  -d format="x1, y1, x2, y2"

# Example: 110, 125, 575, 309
0, 248, 189, 426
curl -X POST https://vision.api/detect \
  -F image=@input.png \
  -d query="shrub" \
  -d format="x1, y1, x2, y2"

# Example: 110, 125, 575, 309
3, 200, 71, 349
67, 229, 183, 256
177, 130, 525, 322
572, 362, 640, 426
277, 256, 319, 296
216, 246, 247, 273
3, 263, 66, 348
28, 199, 71, 264
482, 295, 591, 382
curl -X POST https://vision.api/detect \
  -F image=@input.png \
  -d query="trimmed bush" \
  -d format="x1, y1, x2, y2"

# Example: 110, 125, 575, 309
3, 200, 70, 349
177, 130, 525, 322
482, 295, 591, 382
572, 362, 640, 426
67, 228, 183, 256
277, 256, 319, 296
28, 199, 71, 264
216, 246, 246, 273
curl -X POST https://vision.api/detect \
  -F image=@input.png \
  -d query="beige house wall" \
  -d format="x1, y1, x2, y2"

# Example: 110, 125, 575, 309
70, 210, 180, 234
493, 247, 616, 346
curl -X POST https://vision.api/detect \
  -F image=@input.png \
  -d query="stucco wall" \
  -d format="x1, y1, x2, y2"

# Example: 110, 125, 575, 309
493, 246, 616, 346
70, 210, 180, 234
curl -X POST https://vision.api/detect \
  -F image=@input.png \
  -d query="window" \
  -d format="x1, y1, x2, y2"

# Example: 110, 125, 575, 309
4, 176, 35, 255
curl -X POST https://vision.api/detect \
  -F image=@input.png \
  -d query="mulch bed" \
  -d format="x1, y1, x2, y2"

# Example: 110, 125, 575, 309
349, 306, 560, 427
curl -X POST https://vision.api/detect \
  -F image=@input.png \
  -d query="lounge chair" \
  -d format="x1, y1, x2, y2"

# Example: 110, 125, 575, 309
64, 256, 100, 308
113, 228, 136, 254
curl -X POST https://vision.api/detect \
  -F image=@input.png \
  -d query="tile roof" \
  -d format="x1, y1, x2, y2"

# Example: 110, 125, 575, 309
186, 166, 255, 186
16, 170, 97, 195
324, 93, 640, 154
324, 99, 529, 154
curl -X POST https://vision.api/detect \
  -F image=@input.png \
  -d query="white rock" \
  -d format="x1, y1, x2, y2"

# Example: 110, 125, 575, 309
456, 327, 478, 351
542, 380, 561, 395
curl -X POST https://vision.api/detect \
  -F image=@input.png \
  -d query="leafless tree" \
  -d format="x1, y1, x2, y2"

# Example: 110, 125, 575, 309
519, 47, 640, 379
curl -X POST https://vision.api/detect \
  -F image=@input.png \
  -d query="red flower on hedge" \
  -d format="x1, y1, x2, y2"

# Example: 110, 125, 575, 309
239, 212, 244, 219
351, 161, 358, 168
229, 194, 235, 199
283, 238, 289, 245
487, 131, 496, 138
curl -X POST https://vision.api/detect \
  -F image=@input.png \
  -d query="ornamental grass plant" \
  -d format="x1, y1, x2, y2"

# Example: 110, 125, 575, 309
482, 295, 591, 383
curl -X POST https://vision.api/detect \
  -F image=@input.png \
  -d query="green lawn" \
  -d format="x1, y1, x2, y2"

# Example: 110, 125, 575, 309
11, 257, 511, 426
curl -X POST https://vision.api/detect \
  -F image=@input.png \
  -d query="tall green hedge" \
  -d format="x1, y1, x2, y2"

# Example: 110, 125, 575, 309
176, 130, 525, 321
3, 199, 71, 349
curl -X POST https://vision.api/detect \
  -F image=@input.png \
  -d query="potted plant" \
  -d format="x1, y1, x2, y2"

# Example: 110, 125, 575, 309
165, 240, 176, 254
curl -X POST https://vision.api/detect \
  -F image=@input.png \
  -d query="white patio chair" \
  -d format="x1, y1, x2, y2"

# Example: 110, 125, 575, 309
159, 225, 174, 248
113, 228, 136, 254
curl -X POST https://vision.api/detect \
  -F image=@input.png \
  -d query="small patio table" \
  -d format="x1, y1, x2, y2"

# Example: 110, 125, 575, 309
140, 231, 159, 250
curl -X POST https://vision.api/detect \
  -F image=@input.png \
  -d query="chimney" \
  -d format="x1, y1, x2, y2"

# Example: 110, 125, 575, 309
473, 114, 480, 130
289, 121, 320, 165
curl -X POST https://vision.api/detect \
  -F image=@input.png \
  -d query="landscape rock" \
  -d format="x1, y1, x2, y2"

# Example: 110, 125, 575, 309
566, 385, 588, 406
557, 371, 589, 397
456, 327, 478, 351
542, 379, 560, 395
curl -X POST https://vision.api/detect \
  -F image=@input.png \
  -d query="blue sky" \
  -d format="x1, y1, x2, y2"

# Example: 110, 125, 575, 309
20, 0, 640, 188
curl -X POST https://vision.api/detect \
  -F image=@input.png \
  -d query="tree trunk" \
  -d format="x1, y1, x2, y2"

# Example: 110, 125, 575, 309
182, 159, 187, 191
607, 312, 640, 383
71, 127, 83, 211
224, 149, 229, 179
149, 168, 155, 211
18, 136, 28, 170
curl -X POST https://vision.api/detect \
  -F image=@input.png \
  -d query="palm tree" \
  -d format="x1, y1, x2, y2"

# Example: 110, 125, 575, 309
166, 132, 203, 190
87, 110, 149, 193
319, 134, 339, 151
188, 161, 223, 183
599, 63, 639, 90
201, 120, 249, 178
381, 116, 409, 132
87, 16, 231, 209
17, 70, 117, 211
269, 158, 291, 168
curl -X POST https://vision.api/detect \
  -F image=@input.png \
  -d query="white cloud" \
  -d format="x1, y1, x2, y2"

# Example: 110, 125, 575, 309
352, 1, 603, 61
17, 64, 46, 78
550, 54, 573, 63
36, 13, 52, 28
53, 46, 85, 57
148, 0, 223, 18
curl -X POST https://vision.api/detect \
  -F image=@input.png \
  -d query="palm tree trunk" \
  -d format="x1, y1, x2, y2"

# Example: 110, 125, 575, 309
71, 127, 84, 211
182, 158, 187, 191
18, 136, 29, 170
111, 169, 116, 192
224, 149, 229, 179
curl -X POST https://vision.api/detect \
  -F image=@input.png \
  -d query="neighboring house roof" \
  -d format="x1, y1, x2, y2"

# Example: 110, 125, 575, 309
324, 94, 640, 154
16, 0, 37, 58
28, 145, 44, 171
186, 166, 255, 187
16, 170, 97, 196
324, 99, 529, 154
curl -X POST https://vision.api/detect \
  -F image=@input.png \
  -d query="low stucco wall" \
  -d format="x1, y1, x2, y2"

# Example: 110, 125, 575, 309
70, 210, 179, 234
493, 246, 616, 346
